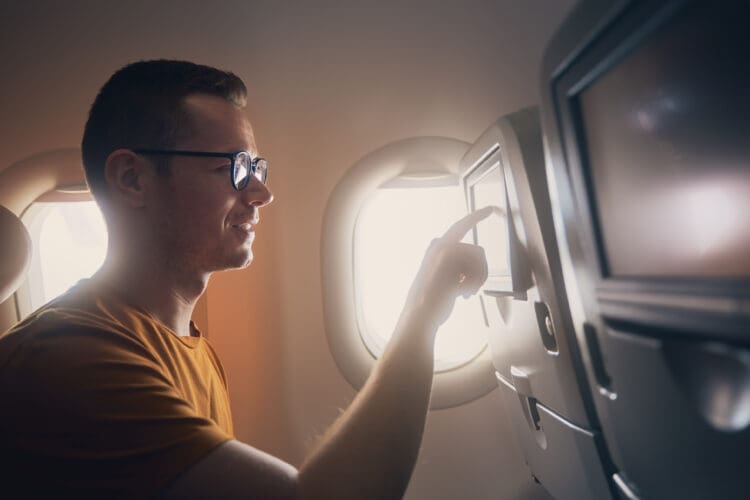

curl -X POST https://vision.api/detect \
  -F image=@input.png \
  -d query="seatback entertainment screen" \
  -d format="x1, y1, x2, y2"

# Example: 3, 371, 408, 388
577, 2, 749, 278
470, 162, 509, 279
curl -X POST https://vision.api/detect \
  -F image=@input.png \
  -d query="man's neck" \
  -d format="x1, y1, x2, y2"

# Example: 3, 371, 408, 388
92, 254, 208, 337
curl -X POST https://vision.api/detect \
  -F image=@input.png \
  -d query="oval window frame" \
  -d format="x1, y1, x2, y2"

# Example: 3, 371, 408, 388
321, 137, 497, 409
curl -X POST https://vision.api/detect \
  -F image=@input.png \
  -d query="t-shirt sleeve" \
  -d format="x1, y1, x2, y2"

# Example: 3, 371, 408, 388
0, 323, 232, 499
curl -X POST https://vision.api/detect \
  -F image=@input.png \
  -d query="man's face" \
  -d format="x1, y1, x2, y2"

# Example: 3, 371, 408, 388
147, 94, 273, 275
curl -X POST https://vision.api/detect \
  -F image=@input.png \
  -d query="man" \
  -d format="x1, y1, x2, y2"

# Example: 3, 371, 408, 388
0, 60, 489, 499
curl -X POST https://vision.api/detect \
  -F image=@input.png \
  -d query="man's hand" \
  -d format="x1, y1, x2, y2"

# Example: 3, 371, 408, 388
402, 206, 493, 334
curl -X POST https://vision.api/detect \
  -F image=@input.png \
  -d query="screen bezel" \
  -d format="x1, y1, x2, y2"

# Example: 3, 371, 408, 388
462, 145, 515, 294
550, 0, 749, 338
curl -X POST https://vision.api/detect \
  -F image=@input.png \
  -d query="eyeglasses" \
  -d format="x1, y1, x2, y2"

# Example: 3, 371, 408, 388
132, 149, 268, 190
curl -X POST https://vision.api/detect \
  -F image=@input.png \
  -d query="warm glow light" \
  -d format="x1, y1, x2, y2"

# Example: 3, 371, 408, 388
682, 182, 741, 256
30, 202, 107, 310
355, 184, 491, 371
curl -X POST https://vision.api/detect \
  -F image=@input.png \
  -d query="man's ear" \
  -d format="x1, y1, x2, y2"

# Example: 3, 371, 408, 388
103, 149, 154, 208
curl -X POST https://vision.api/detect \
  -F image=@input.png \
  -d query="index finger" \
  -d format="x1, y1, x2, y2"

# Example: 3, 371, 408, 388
441, 205, 496, 242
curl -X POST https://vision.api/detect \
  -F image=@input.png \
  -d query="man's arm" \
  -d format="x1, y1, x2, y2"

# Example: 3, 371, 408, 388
160, 208, 492, 500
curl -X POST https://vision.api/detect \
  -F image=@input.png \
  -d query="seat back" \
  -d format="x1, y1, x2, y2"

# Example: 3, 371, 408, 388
0, 205, 31, 305
541, 1, 750, 498
0, 149, 87, 332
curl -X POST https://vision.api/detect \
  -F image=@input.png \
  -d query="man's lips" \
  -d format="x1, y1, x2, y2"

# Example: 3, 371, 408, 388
231, 220, 258, 238
234, 222, 255, 231
231, 218, 259, 229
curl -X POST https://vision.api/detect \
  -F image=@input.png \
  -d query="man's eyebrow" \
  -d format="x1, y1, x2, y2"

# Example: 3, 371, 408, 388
216, 148, 262, 159
224, 145, 258, 154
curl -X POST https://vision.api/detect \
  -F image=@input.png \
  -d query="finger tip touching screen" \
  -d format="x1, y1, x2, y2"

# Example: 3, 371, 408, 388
463, 156, 514, 294
459, 118, 535, 298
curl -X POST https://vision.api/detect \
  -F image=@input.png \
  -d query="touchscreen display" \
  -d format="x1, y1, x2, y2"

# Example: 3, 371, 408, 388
470, 163, 509, 277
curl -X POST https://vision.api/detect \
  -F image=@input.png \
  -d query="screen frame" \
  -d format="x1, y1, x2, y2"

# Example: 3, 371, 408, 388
462, 146, 515, 294
550, 0, 750, 339
461, 141, 533, 299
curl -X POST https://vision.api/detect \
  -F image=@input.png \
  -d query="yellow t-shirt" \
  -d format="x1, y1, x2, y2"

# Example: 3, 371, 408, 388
0, 279, 234, 499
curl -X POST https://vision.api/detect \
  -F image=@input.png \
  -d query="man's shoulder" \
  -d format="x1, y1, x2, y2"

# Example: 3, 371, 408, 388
5, 279, 99, 331
0, 280, 144, 371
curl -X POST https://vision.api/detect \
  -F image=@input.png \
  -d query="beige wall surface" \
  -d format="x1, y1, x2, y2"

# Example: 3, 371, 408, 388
1, 1, 574, 498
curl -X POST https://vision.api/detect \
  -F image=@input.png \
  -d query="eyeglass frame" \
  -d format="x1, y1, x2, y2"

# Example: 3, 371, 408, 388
132, 149, 268, 190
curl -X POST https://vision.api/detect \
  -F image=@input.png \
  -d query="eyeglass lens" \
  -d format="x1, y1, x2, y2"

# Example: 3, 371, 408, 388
233, 152, 267, 189
254, 159, 268, 183
234, 152, 250, 188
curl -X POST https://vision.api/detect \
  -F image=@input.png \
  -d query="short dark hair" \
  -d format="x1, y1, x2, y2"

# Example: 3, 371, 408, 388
81, 59, 247, 199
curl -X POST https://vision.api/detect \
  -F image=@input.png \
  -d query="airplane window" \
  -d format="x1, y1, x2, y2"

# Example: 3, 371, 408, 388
323, 136, 497, 407
355, 184, 489, 371
22, 201, 107, 313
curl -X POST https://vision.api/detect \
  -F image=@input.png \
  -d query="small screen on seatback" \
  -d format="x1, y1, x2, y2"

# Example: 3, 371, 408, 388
470, 163, 509, 278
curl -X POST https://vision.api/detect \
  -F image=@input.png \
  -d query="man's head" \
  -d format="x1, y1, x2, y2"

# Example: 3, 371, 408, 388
83, 60, 273, 275
82, 60, 247, 200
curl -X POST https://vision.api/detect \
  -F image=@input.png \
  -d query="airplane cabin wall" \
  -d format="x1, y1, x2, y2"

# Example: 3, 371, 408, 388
1, 2, 576, 498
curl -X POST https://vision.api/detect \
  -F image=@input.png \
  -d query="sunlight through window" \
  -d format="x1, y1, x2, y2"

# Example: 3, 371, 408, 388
354, 184, 490, 371
27, 201, 107, 311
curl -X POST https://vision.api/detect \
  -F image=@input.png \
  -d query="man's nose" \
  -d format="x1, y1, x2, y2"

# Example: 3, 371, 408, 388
241, 176, 274, 207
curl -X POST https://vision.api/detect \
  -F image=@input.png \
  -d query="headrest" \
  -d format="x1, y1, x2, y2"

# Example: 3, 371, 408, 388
0, 205, 32, 303
0, 149, 88, 309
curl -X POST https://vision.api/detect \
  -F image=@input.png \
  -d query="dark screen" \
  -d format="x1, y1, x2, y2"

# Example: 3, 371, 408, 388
578, 2, 750, 278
